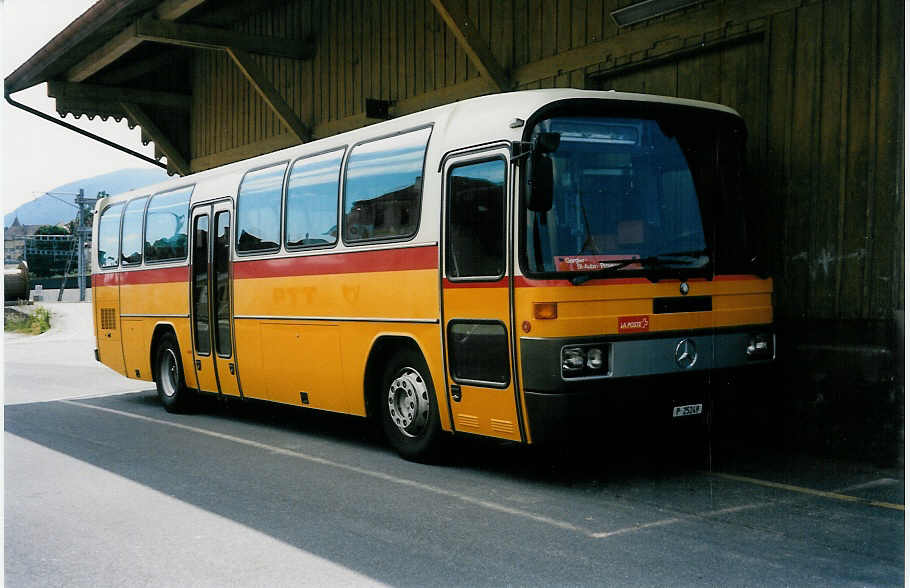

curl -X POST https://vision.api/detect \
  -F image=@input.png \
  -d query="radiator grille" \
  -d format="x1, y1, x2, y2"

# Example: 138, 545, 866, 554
100, 308, 117, 330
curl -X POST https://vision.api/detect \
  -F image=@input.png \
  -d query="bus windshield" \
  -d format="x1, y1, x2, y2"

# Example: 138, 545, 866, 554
523, 112, 751, 280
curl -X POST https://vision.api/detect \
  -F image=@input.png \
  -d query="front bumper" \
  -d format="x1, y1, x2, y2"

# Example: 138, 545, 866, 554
524, 371, 714, 444
519, 327, 775, 444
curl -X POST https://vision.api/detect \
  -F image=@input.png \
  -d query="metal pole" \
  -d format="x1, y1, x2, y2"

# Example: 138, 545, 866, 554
77, 189, 86, 302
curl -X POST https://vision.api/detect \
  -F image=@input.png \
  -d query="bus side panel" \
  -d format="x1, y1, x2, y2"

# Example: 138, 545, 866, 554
120, 278, 189, 382
93, 273, 125, 376
258, 322, 346, 408
232, 265, 442, 418
122, 318, 152, 380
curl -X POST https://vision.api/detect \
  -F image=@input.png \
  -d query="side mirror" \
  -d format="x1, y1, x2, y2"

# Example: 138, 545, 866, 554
528, 154, 554, 212
534, 132, 560, 154
526, 132, 560, 213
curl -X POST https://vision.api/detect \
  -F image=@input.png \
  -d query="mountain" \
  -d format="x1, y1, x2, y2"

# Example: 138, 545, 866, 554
4, 168, 169, 227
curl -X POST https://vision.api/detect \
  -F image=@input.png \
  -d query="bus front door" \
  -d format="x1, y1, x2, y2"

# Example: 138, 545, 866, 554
190, 202, 241, 397
441, 149, 523, 442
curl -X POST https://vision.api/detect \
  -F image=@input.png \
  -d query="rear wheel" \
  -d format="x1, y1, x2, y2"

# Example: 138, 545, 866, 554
380, 348, 443, 462
155, 332, 193, 413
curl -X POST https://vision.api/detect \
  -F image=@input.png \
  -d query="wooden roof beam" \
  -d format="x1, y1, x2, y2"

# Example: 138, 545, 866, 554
155, 0, 207, 21
66, 1, 206, 83
66, 24, 142, 83
93, 50, 184, 85
48, 81, 191, 111
225, 47, 311, 143
121, 102, 190, 176
136, 19, 315, 60
429, 0, 511, 92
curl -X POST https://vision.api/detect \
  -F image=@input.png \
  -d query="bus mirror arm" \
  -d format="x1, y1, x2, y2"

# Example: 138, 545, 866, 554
510, 141, 532, 163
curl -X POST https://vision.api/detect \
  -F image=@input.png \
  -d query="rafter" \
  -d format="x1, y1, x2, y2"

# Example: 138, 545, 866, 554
93, 50, 184, 85
428, 0, 511, 92
66, 25, 142, 83
155, 0, 207, 20
225, 47, 311, 143
136, 19, 315, 60
48, 81, 191, 111
121, 102, 190, 176
66, 1, 205, 83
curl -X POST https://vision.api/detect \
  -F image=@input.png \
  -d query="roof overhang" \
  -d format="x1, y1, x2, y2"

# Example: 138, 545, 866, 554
4, 0, 159, 95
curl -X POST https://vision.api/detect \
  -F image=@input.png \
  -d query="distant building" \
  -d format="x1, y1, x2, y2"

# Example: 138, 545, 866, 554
4, 217, 42, 263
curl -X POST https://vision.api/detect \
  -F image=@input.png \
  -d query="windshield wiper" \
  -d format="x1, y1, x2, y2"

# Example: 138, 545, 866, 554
639, 249, 711, 283
566, 250, 710, 286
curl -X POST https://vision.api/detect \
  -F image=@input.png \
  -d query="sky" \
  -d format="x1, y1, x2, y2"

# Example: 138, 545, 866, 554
1, 0, 160, 214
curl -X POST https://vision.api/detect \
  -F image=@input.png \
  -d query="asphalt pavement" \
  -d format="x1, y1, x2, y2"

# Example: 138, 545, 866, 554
4, 302, 905, 586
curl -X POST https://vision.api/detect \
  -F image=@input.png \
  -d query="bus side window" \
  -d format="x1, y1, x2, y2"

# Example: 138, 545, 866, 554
237, 163, 287, 253
446, 158, 506, 279
97, 203, 124, 269
120, 197, 148, 265
342, 126, 431, 243
145, 186, 192, 262
286, 149, 344, 248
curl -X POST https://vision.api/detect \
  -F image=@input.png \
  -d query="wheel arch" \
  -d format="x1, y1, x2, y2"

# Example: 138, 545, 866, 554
362, 335, 427, 422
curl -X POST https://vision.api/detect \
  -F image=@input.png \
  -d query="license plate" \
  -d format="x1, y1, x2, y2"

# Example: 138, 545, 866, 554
672, 403, 703, 418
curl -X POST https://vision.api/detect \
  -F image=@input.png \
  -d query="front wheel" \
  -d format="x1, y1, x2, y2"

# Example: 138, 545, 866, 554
155, 332, 193, 413
380, 348, 443, 462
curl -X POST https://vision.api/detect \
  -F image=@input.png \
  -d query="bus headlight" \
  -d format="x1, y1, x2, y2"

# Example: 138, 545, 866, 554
586, 348, 603, 370
562, 348, 585, 373
562, 344, 609, 378
746, 332, 773, 360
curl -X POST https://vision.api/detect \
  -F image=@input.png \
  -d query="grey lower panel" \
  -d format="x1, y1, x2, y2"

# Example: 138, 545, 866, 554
520, 327, 773, 393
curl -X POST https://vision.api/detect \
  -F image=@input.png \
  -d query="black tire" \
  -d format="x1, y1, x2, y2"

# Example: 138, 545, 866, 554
154, 332, 193, 413
379, 348, 443, 462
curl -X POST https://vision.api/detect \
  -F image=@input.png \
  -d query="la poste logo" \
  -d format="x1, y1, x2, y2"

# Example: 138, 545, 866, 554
618, 315, 650, 333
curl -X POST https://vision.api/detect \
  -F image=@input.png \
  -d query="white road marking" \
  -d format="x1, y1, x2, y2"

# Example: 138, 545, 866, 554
63, 400, 603, 537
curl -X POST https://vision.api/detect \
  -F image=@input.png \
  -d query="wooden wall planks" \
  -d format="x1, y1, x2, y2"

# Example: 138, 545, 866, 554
185, 0, 902, 327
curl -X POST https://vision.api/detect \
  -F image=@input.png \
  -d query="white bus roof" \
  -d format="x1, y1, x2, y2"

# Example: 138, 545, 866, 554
99, 89, 741, 206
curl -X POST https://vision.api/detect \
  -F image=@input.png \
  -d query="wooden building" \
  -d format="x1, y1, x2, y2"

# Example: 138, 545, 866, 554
6, 0, 903, 453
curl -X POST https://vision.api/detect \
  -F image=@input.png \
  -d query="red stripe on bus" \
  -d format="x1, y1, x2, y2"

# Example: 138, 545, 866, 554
513, 275, 759, 288
514, 276, 650, 287
120, 266, 189, 285
443, 277, 508, 289
233, 245, 438, 279
92, 266, 188, 286
92, 273, 118, 287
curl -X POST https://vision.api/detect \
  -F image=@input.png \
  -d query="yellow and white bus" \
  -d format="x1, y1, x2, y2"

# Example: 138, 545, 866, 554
92, 89, 774, 460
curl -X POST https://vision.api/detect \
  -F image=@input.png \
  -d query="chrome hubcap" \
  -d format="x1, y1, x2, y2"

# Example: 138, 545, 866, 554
387, 367, 430, 438
159, 349, 179, 397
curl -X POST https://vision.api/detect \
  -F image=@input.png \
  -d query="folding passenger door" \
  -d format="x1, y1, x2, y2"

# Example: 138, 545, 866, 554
189, 200, 241, 397
210, 200, 240, 397
441, 147, 523, 442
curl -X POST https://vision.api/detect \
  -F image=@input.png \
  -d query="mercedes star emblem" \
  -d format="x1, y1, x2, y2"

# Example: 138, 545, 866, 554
674, 338, 697, 369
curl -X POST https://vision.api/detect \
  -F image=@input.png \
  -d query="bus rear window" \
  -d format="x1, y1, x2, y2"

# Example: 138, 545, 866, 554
120, 196, 147, 265
343, 127, 431, 243
97, 203, 124, 269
